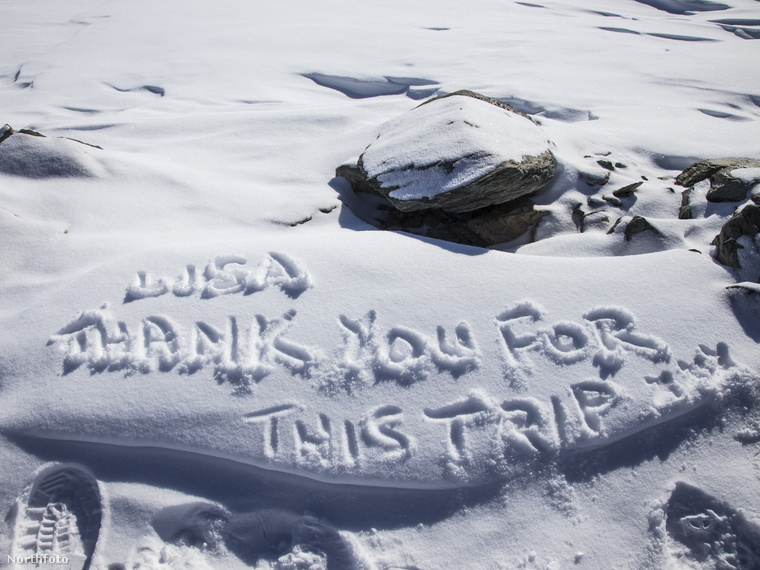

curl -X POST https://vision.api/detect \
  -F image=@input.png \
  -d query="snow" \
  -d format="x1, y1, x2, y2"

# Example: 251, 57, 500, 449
1, 0, 760, 569
730, 167, 760, 185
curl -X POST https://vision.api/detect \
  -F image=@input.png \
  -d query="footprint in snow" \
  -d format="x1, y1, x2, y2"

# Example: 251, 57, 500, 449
150, 503, 370, 570
8, 463, 102, 570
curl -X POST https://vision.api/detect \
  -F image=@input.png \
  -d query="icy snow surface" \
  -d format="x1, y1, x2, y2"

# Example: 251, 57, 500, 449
1, 0, 760, 569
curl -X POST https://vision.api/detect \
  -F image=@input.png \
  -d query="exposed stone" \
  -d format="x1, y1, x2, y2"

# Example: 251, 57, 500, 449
580, 171, 610, 187
335, 163, 374, 194
0, 124, 12, 144
18, 128, 44, 137
352, 90, 555, 214
369, 196, 549, 248
726, 282, 760, 294
625, 216, 659, 241
573, 205, 609, 233
706, 167, 760, 202
461, 201, 549, 245
583, 211, 611, 232
602, 195, 623, 207
597, 159, 615, 171
336, 90, 557, 246
679, 188, 693, 220
613, 181, 643, 197
675, 158, 760, 187
711, 203, 760, 268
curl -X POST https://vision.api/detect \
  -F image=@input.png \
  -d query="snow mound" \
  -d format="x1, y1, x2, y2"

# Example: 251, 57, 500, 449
0, 132, 103, 179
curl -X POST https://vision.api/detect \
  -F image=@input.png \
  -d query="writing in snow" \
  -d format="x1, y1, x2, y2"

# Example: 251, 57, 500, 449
49, 297, 731, 397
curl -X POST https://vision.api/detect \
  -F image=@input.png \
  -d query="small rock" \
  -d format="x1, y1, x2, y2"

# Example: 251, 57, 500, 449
581, 171, 610, 187
573, 205, 609, 233
582, 211, 610, 232
726, 282, 760, 294
679, 188, 693, 220
603, 195, 623, 207
0, 124, 12, 144
18, 128, 44, 137
625, 216, 659, 241
596, 159, 615, 171
613, 181, 643, 198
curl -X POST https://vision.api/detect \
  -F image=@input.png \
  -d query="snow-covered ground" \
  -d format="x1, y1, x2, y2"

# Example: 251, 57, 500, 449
1, 0, 760, 568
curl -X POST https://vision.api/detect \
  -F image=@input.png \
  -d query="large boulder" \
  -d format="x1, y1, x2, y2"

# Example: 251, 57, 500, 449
353, 90, 555, 214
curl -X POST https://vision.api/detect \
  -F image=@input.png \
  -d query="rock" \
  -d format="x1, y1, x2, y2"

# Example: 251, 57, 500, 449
602, 195, 623, 207
370, 196, 548, 248
675, 158, 760, 187
706, 167, 758, 202
613, 181, 643, 198
625, 216, 659, 241
711, 203, 760, 268
675, 158, 760, 202
335, 90, 556, 246
679, 188, 693, 220
596, 159, 615, 171
573, 206, 609, 233
580, 171, 610, 187
726, 282, 760, 294
461, 200, 549, 245
335, 163, 374, 194
0, 124, 12, 144
352, 89, 555, 214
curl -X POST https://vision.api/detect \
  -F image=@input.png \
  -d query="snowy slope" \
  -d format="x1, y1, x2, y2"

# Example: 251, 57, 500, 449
1, 0, 760, 569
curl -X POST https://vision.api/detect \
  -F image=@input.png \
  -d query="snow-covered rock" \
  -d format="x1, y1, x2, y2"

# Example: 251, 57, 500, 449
0, 129, 103, 179
354, 90, 555, 214
675, 158, 760, 203
712, 202, 760, 270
